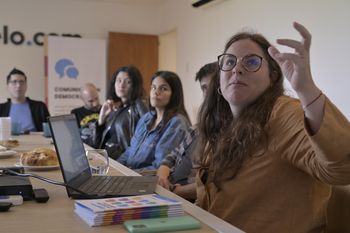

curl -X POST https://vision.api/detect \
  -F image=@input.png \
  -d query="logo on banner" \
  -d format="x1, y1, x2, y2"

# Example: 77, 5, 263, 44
55, 58, 79, 79
0, 25, 82, 46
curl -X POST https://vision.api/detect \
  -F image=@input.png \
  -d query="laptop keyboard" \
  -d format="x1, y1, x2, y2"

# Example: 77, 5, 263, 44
79, 176, 131, 194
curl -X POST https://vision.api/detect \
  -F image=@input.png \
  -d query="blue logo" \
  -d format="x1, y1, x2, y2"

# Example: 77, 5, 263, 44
55, 58, 79, 79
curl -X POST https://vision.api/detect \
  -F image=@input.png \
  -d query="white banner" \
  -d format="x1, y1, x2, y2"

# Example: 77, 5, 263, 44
46, 36, 106, 116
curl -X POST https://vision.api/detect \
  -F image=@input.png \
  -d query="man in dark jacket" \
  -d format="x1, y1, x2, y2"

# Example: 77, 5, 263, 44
0, 68, 50, 132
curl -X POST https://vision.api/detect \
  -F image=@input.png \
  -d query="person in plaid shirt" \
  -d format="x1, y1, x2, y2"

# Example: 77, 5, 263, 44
157, 62, 217, 201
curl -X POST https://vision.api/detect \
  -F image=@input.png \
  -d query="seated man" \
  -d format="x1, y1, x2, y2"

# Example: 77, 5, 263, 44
71, 83, 101, 147
156, 62, 217, 201
0, 68, 50, 132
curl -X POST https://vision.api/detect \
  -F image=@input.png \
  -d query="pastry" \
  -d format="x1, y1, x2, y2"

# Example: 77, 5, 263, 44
20, 147, 58, 166
0, 139, 19, 148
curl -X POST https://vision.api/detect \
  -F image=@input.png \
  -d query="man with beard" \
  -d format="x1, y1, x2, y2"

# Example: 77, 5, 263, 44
71, 83, 101, 147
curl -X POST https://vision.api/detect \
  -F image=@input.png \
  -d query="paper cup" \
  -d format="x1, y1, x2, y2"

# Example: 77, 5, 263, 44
0, 117, 12, 140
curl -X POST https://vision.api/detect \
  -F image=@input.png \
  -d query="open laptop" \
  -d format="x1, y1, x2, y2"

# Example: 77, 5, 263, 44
48, 114, 157, 199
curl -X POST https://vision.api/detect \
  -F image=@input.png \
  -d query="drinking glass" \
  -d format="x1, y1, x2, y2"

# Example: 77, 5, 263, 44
11, 121, 21, 135
85, 149, 109, 175
42, 122, 52, 137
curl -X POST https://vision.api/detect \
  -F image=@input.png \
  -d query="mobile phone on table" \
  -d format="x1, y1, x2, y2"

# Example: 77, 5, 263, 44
123, 215, 201, 233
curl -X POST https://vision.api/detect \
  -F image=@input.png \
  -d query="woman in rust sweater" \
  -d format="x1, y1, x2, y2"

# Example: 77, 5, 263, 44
196, 22, 350, 232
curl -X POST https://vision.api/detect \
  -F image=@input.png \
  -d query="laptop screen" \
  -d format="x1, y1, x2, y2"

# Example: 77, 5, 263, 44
49, 114, 91, 184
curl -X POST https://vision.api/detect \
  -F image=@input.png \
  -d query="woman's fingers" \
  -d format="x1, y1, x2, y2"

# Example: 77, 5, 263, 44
268, 46, 281, 61
158, 177, 170, 189
274, 53, 301, 62
293, 22, 312, 51
276, 22, 311, 56
272, 22, 311, 59
269, 22, 314, 92
276, 39, 306, 56
268, 46, 300, 64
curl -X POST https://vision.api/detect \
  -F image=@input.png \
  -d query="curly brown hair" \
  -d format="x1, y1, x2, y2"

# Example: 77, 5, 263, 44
197, 32, 284, 190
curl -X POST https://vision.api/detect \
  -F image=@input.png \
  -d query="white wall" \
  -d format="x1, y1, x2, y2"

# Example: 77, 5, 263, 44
158, 29, 177, 72
1, 0, 350, 122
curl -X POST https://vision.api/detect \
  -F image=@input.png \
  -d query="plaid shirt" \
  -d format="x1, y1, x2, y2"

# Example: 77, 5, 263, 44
160, 126, 198, 171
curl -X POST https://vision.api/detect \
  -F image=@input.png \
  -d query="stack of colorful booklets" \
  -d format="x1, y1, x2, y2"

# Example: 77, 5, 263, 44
74, 194, 184, 226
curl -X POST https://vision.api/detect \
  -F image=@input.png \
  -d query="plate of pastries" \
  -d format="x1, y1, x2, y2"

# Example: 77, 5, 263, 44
0, 139, 19, 149
0, 145, 17, 158
16, 147, 60, 171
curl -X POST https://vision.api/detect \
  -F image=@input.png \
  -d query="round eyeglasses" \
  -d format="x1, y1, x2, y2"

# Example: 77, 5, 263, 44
218, 53, 263, 72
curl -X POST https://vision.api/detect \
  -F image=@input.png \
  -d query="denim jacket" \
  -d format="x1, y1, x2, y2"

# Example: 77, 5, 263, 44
117, 111, 191, 170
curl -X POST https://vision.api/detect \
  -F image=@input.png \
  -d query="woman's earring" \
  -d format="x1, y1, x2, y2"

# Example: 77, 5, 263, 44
217, 87, 222, 95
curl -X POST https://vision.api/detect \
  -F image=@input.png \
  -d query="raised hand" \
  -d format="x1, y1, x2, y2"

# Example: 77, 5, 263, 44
269, 22, 325, 133
268, 22, 315, 94
98, 100, 114, 125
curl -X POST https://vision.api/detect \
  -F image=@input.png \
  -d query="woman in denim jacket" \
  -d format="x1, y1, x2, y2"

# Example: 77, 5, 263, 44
118, 71, 191, 170
93, 65, 148, 160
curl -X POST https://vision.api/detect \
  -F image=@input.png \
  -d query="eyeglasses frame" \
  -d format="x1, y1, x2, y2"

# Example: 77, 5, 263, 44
217, 53, 263, 72
8, 80, 26, 85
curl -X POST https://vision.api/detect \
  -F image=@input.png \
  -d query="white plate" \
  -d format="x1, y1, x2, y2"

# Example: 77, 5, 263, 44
0, 150, 17, 158
15, 163, 60, 171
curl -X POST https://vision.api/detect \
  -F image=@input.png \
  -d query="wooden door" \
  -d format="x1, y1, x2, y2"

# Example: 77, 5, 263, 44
108, 32, 158, 97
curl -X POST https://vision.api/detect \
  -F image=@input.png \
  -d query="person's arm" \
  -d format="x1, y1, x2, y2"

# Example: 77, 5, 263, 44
273, 96, 350, 185
38, 102, 50, 131
156, 149, 179, 188
268, 22, 350, 185
0, 101, 11, 117
117, 126, 141, 166
160, 128, 196, 168
157, 128, 197, 188
268, 22, 325, 135
173, 183, 197, 201
29, 99, 50, 131
98, 100, 113, 125
143, 116, 190, 170
42, 102, 50, 118
157, 165, 171, 189
117, 113, 148, 166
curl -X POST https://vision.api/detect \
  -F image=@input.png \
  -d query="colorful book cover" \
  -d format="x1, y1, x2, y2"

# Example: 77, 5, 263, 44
75, 194, 182, 213
74, 194, 184, 226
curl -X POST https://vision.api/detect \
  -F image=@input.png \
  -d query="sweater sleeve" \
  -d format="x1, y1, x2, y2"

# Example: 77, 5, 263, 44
306, 97, 350, 184
271, 96, 350, 185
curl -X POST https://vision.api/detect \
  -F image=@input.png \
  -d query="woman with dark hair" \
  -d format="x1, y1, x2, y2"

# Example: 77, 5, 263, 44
93, 65, 148, 160
196, 22, 350, 232
118, 71, 191, 170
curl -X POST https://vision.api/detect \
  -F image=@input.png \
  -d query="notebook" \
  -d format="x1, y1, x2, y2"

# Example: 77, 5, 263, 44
48, 114, 157, 199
